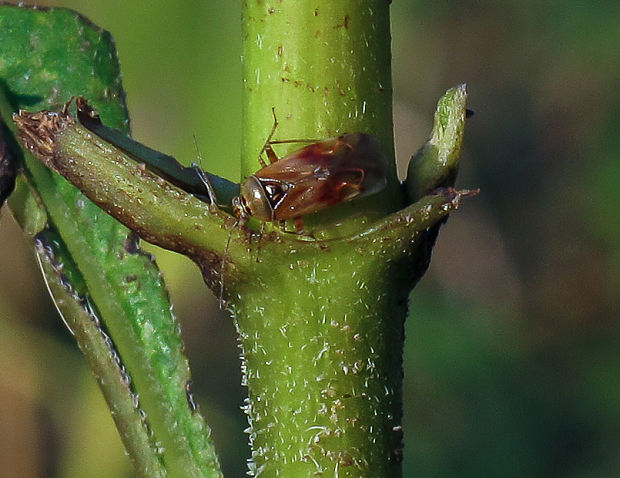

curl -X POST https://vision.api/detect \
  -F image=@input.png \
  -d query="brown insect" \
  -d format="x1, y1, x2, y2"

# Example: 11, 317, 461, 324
220, 131, 388, 231
69, 96, 387, 231
196, 124, 390, 306
203, 129, 389, 306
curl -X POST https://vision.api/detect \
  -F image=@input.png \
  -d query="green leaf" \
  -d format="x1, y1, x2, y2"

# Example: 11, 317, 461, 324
0, 5, 221, 477
406, 84, 468, 202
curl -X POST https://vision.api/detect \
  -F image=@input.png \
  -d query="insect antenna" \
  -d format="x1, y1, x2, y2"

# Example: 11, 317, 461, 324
253, 222, 267, 263
192, 165, 220, 210
268, 138, 323, 145
192, 133, 204, 168
190, 134, 235, 308
191, 134, 219, 210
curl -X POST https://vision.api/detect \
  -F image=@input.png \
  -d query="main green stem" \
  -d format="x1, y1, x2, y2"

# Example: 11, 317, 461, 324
242, 0, 401, 217
238, 2, 404, 476
4, 4, 470, 477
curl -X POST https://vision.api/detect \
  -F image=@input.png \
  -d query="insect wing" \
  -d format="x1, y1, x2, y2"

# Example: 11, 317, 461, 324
254, 133, 387, 220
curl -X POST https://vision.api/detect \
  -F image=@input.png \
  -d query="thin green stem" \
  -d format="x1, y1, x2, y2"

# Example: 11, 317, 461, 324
2, 110, 166, 477
35, 229, 168, 478
0, 6, 224, 475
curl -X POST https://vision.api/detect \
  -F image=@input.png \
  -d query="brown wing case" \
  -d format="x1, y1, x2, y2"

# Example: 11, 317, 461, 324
253, 133, 388, 220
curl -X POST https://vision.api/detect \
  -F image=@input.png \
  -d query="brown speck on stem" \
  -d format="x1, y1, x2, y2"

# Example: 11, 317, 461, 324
334, 14, 350, 29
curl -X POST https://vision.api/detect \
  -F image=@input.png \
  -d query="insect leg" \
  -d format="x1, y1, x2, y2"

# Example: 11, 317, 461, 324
264, 136, 326, 165
193, 165, 220, 212
219, 218, 238, 309
61, 96, 76, 115
265, 137, 324, 166
254, 222, 265, 263
262, 143, 280, 166
190, 134, 220, 210
257, 108, 280, 168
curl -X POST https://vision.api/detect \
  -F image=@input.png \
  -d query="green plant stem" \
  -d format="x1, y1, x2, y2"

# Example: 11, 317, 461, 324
5, 150, 166, 477
242, 1, 402, 229
15, 94, 469, 477
238, 2, 404, 476
228, 193, 465, 478
6, 4, 472, 476
34, 228, 168, 478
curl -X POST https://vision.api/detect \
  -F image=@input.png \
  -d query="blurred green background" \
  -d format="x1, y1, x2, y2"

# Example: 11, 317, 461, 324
1, 1, 618, 477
